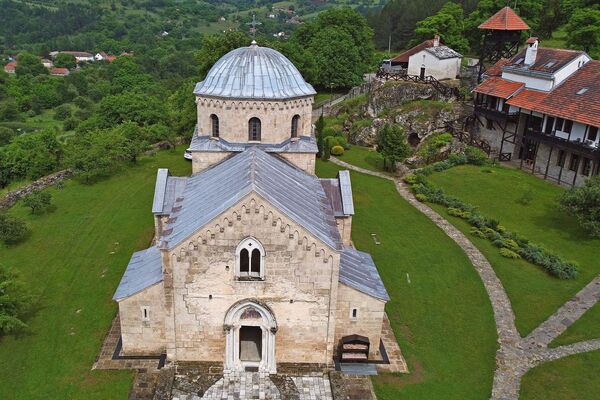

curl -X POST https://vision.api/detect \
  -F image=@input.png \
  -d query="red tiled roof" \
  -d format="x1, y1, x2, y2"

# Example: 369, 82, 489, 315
506, 88, 549, 109
391, 39, 435, 64
504, 47, 584, 74
51, 67, 70, 75
485, 58, 510, 77
507, 60, 600, 127
4, 61, 17, 71
526, 37, 538, 44
478, 7, 530, 31
106, 55, 116, 62
474, 77, 524, 99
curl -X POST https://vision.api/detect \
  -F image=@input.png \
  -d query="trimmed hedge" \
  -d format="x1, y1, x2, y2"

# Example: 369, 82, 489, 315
406, 175, 578, 280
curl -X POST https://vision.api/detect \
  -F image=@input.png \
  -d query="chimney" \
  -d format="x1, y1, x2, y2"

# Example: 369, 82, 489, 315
433, 35, 440, 47
524, 37, 539, 66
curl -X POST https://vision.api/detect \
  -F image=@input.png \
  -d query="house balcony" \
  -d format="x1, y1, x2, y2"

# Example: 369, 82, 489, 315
474, 105, 519, 123
524, 129, 600, 159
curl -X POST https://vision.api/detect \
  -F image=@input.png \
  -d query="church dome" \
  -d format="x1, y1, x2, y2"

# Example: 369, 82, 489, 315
194, 41, 316, 100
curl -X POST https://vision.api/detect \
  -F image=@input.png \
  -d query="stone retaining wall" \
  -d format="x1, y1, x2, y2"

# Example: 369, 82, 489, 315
0, 169, 73, 209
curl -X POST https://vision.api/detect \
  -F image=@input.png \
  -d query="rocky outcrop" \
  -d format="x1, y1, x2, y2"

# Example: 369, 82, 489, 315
0, 169, 73, 209
335, 80, 469, 147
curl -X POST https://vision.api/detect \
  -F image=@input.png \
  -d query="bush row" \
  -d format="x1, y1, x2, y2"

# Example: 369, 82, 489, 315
405, 175, 578, 280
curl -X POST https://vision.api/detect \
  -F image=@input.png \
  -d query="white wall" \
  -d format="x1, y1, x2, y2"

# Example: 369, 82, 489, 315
407, 50, 460, 81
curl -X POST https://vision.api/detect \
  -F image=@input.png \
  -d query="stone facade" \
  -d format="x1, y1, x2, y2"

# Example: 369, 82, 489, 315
160, 193, 340, 366
335, 216, 353, 247
196, 97, 313, 144
120, 283, 167, 355
279, 152, 316, 175
191, 151, 232, 174
334, 284, 385, 360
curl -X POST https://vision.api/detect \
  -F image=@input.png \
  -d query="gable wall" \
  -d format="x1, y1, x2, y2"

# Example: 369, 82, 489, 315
334, 283, 386, 360
119, 282, 166, 355
162, 193, 340, 365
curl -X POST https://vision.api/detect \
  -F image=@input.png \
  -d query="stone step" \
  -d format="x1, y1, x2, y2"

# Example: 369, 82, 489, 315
339, 363, 378, 376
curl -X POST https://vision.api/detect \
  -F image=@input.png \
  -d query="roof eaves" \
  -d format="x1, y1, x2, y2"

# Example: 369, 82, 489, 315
152, 169, 170, 214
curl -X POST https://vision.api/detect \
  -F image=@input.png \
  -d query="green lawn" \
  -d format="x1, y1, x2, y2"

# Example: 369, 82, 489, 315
314, 91, 346, 108
0, 146, 191, 399
551, 302, 600, 347
336, 145, 387, 173
520, 350, 600, 400
317, 160, 497, 400
427, 164, 600, 337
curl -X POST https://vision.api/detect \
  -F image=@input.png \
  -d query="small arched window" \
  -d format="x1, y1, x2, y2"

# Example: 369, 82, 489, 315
248, 117, 261, 141
291, 114, 300, 138
210, 114, 219, 138
236, 237, 264, 280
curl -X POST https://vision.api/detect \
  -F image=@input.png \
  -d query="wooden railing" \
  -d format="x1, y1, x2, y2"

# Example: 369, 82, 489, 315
445, 121, 492, 156
375, 68, 463, 100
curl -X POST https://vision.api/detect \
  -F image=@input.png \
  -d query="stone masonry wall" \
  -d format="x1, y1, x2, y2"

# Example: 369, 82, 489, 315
335, 216, 352, 247
334, 284, 386, 360
119, 282, 167, 355
196, 97, 313, 144
164, 192, 340, 366
279, 152, 316, 175
191, 152, 232, 174
0, 169, 73, 209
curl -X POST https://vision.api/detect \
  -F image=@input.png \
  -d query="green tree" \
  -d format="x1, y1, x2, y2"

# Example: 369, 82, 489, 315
411, 2, 470, 54
54, 53, 76, 69
54, 104, 71, 121
0, 213, 29, 245
168, 79, 197, 137
15, 52, 47, 77
309, 27, 363, 89
376, 124, 411, 171
559, 176, 600, 238
98, 91, 166, 127
0, 265, 34, 335
0, 127, 15, 146
565, 8, 600, 58
113, 122, 148, 163
22, 191, 52, 214
0, 100, 20, 121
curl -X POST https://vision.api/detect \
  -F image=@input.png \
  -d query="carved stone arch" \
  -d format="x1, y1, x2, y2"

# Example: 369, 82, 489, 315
257, 205, 265, 215
223, 299, 277, 373
318, 248, 326, 259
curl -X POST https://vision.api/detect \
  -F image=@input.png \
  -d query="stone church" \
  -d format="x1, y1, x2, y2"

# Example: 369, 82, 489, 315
113, 41, 390, 373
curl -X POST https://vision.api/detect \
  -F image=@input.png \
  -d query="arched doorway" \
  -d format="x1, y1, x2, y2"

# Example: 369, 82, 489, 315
224, 299, 277, 373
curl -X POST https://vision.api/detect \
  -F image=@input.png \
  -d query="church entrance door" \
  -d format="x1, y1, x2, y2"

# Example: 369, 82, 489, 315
224, 300, 277, 373
239, 326, 262, 362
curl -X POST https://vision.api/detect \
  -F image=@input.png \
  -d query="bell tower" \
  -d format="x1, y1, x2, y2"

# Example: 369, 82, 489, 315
477, 6, 530, 82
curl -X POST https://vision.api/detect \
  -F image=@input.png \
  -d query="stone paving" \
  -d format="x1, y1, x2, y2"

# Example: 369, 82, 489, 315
329, 157, 600, 399
171, 372, 333, 400
377, 314, 409, 373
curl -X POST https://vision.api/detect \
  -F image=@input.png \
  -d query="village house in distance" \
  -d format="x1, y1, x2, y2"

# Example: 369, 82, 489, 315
112, 41, 392, 373
473, 7, 600, 187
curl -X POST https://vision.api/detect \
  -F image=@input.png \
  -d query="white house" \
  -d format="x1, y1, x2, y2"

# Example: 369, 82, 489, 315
407, 37, 462, 80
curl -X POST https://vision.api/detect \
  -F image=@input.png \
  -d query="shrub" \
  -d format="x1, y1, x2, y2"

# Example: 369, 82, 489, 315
447, 153, 468, 166
404, 174, 418, 185
470, 228, 486, 239
559, 176, 600, 237
415, 194, 428, 202
518, 189, 534, 205
0, 266, 34, 335
54, 105, 71, 121
500, 248, 521, 259
321, 142, 331, 161
433, 161, 451, 172
22, 191, 52, 214
0, 213, 29, 244
465, 146, 488, 165
331, 145, 344, 156
322, 127, 339, 138
63, 117, 79, 131
420, 166, 434, 176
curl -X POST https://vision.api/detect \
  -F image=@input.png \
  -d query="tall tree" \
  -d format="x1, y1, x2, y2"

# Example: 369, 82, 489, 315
565, 8, 600, 58
411, 2, 470, 54
15, 52, 47, 77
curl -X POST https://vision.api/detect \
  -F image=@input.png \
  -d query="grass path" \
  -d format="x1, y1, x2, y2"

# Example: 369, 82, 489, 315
0, 147, 190, 400
317, 160, 497, 400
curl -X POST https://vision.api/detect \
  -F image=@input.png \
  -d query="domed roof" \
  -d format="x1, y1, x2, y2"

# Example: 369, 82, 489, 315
194, 41, 316, 100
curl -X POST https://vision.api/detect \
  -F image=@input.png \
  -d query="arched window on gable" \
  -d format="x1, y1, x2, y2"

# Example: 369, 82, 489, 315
291, 114, 300, 138
210, 114, 219, 138
236, 237, 264, 280
248, 117, 261, 141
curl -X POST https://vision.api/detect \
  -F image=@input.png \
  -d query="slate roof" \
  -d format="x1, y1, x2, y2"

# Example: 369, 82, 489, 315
113, 246, 163, 301
320, 171, 354, 218
194, 42, 316, 100
152, 169, 187, 215
424, 46, 462, 60
339, 247, 390, 301
160, 147, 342, 250
473, 76, 524, 99
391, 39, 435, 64
507, 60, 600, 127
188, 135, 318, 154
502, 48, 585, 76
478, 6, 530, 31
